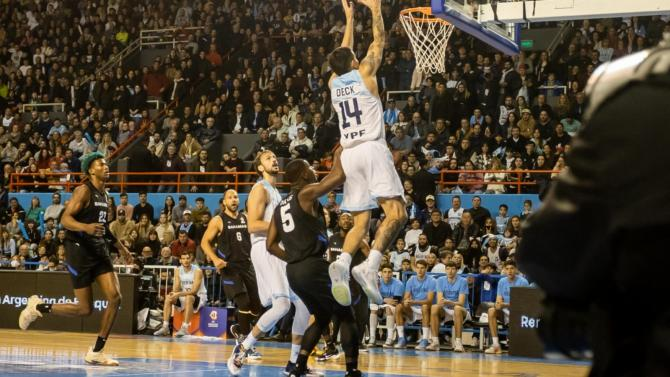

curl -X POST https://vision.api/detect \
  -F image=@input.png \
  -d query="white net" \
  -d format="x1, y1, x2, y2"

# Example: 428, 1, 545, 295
399, 8, 455, 74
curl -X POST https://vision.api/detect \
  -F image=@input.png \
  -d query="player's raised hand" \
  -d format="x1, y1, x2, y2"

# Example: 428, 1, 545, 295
83, 222, 105, 236
357, 0, 381, 10
342, 0, 355, 19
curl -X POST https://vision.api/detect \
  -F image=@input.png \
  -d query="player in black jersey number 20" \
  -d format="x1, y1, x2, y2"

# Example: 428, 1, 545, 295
18, 152, 132, 366
267, 159, 362, 377
201, 189, 262, 342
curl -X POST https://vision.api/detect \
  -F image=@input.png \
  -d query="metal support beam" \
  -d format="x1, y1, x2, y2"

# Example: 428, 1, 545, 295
479, 0, 670, 23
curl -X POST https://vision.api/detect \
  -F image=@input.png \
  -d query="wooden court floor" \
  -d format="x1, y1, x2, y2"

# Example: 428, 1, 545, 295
0, 329, 589, 376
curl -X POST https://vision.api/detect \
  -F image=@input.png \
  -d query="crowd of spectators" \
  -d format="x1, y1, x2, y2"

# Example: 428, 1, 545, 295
0, 191, 220, 273
0, 0, 667, 202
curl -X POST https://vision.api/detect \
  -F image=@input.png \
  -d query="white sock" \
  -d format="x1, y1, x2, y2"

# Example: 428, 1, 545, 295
492, 336, 499, 347
163, 321, 169, 328
422, 327, 430, 340
455, 337, 462, 344
397, 326, 405, 339
368, 249, 382, 270
386, 315, 395, 337
431, 336, 439, 344
369, 315, 378, 342
339, 252, 352, 268
183, 322, 190, 328
290, 343, 301, 363
242, 333, 258, 350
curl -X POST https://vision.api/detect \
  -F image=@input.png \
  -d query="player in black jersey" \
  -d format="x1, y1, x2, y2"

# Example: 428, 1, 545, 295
18, 152, 131, 366
201, 189, 261, 342
318, 212, 371, 360
267, 159, 361, 377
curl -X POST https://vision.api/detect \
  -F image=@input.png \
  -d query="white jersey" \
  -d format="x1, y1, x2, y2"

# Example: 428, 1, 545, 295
178, 265, 207, 298
331, 69, 385, 148
414, 246, 432, 262
250, 179, 282, 245
447, 207, 464, 229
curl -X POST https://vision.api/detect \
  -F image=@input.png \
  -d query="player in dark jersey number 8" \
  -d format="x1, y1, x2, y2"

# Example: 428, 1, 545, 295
18, 152, 132, 366
201, 189, 262, 343
267, 159, 362, 377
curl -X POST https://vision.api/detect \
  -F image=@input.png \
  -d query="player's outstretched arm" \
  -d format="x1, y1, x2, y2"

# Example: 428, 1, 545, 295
266, 214, 288, 262
200, 215, 226, 270
358, 0, 384, 78
341, 0, 355, 49
298, 146, 345, 205
330, 0, 356, 85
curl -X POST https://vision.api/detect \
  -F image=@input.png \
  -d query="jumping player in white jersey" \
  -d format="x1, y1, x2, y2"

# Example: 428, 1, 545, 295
327, 0, 408, 306
227, 150, 312, 376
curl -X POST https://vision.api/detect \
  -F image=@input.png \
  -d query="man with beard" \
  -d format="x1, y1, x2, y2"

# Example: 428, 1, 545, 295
201, 190, 261, 345
226, 150, 311, 376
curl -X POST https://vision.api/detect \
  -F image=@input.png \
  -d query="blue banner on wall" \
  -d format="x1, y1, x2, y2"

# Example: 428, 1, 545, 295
12, 192, 542, 220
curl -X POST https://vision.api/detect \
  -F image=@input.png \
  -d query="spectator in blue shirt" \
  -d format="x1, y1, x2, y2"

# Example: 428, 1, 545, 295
394, 260, 436, 350
495, 204, 509, 234
485, 260, 529, 354
369, 263, 404, 348
471, 260, 502, 307
427, 261, 471, 352
383, 99, 400, 126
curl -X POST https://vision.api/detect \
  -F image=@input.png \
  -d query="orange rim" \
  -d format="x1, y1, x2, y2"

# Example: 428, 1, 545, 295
399, 7, 451, 24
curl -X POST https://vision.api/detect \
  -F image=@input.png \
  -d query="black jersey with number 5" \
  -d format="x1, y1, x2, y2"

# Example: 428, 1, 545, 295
274, 191, 328, 264
217, 212, 251, 269
66, 181, 110, 251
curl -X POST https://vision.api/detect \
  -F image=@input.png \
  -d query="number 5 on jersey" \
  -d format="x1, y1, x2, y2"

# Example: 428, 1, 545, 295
280, 204, 295, 232
339, 98, 362, 129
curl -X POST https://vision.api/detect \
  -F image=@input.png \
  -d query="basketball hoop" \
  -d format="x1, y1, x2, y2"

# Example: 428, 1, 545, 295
399, 7, 455, 74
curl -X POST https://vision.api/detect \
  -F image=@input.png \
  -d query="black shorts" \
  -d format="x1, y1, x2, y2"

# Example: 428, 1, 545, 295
64, 239, 114, 289
221, 265, 262, 313
286, 257, 352, 323
174, 295, 201, 311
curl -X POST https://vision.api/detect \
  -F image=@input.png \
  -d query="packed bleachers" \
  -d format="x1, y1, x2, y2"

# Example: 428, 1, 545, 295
1, 0, 669, 353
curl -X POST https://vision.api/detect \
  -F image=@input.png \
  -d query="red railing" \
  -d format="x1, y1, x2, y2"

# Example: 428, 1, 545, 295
10, 169, 562, 194
8, 171, 332, 193
437, 169, 561, 194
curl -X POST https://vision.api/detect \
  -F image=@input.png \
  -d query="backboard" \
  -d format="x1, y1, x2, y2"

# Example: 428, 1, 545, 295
431, 0, 521, 56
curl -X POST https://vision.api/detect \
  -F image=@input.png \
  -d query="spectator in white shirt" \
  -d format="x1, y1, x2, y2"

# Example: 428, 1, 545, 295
289, 128, 313, 158
68, 130, 91, 156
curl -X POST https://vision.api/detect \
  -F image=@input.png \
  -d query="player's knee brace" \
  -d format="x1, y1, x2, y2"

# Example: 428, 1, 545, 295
256, 296, 291, 333
291, 299, 310, 336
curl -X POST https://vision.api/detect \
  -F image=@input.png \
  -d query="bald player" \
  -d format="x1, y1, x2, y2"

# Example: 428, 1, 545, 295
201, 189, 261, 344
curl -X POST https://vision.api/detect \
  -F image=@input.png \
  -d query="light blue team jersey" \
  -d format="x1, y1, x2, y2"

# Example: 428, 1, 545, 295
178, 265, 208, 298
250, 179, 282, 245
497, 275, 530, 303
404, 275, 437, 302
380, 277, 404, 299
331, 70, 385, 148
436, 276, 469, 310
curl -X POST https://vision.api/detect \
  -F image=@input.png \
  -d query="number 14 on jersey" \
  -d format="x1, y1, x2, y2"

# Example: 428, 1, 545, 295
339, 98, 363, 129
